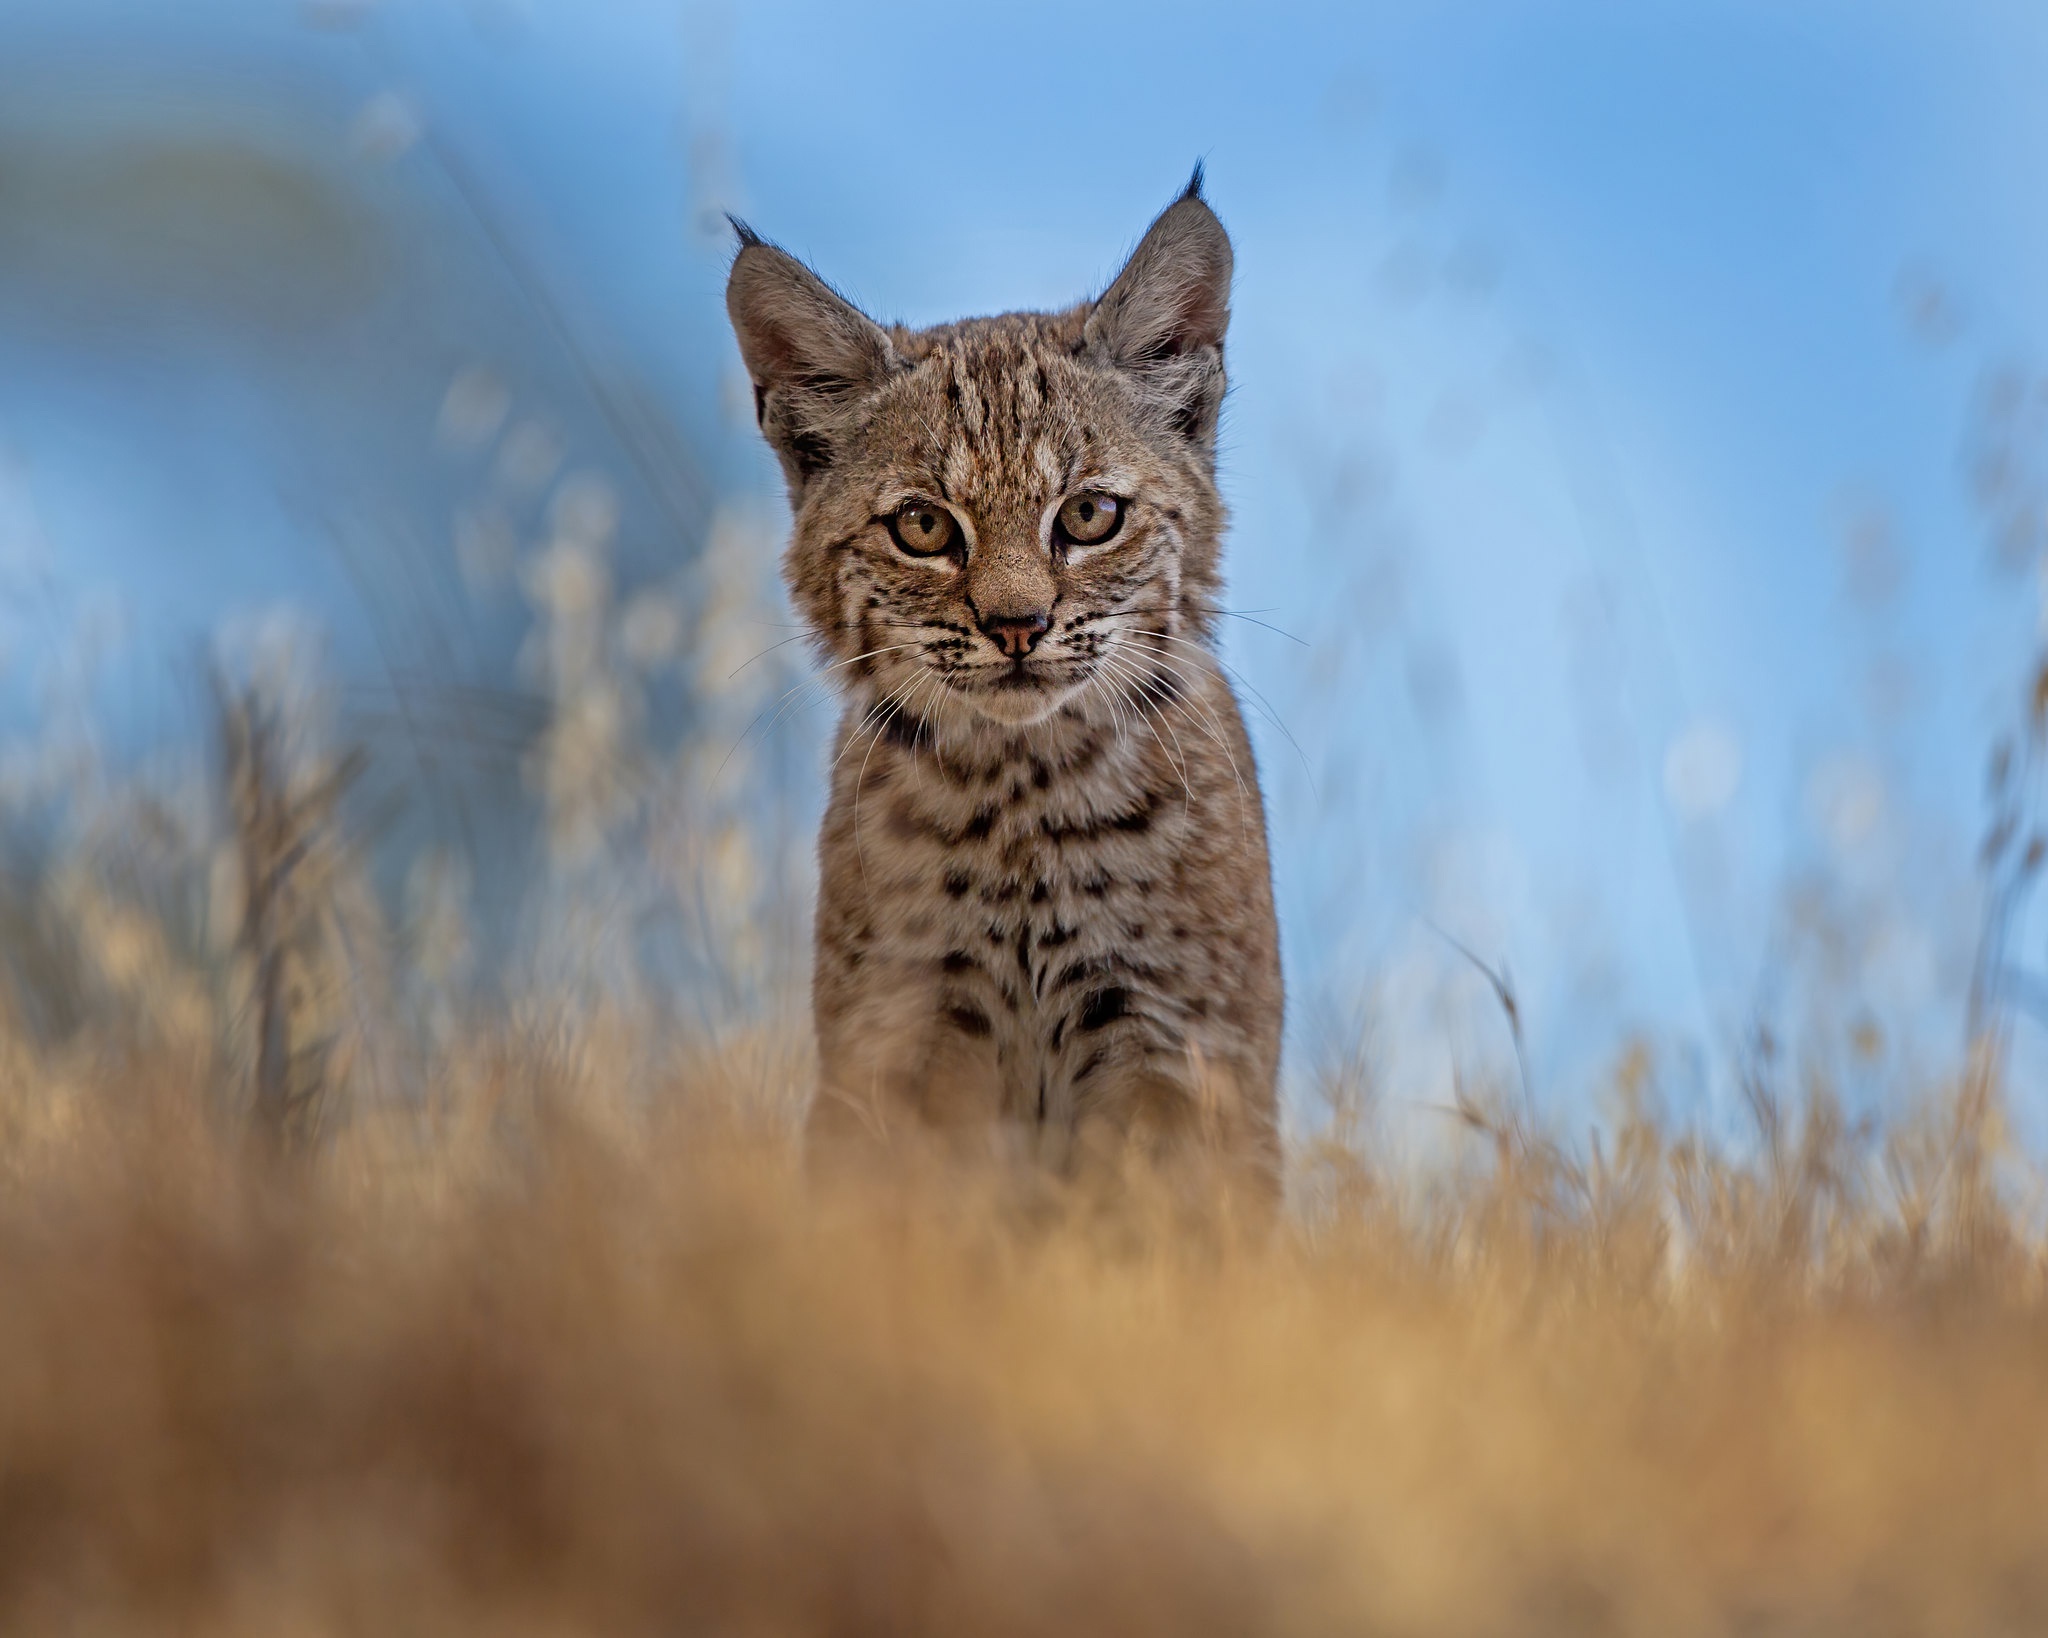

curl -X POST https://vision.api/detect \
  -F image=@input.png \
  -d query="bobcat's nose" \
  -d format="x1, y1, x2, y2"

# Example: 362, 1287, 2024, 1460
977, 609, 1050, 659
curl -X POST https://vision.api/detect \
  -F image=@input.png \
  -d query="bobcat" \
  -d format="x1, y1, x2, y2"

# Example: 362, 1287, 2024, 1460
726, 170, 1282, 1200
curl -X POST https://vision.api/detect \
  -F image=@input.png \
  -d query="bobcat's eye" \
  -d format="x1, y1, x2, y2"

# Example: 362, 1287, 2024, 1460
1055, 492, 1124, 548
887, 500, 958, 557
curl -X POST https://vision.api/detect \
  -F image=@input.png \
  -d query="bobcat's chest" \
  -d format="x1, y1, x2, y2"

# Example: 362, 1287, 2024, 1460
823, 719, 1191, 1106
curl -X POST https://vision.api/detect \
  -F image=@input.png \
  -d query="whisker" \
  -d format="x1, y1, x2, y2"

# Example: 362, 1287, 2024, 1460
713, 640, 929, 786
1121, 659, 1200, 804
851, 668, 934, 892
1125, 628, 1317, 796
724, 631, 811, 680
1113, 636, 1269, 830
835, 688, 904, 894
1111, 641, 1256, 838
896, 667, 943, 794
1089, 654, 1141, 763
724, 615, 928, 681
1080, 658, 1137, 768
830, 683, 911, 774
1095, 649, 1195, 816
1188, 604, 1310, 647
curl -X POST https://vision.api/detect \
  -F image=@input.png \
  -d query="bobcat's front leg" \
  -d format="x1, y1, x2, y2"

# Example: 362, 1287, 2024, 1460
1062, 1048, 1281, 1215
807, 982, 1014, 1160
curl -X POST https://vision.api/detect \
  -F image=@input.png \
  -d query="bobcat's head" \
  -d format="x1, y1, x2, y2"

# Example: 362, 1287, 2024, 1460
726, 172, 1232, 730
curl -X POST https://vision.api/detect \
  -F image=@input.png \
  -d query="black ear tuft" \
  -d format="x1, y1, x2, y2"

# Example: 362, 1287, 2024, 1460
726, 214, 764, 250
1182, 161, 1206, 202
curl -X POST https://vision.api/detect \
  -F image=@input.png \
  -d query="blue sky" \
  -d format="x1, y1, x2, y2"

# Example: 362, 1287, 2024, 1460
5, 0, 2047, 1134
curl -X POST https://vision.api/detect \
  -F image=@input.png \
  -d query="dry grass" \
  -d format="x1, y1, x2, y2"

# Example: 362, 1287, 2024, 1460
0, 1016, 2039, 1636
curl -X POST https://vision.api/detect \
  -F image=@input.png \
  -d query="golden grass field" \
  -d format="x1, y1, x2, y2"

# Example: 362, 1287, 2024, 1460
0, 1000, 2041, 1636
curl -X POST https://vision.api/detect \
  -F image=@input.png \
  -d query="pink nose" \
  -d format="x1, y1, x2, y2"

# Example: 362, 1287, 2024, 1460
980, 611, 1049, 658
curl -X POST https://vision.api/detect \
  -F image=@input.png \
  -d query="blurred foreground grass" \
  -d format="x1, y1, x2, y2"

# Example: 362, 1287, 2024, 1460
1, 923, 2044, 1633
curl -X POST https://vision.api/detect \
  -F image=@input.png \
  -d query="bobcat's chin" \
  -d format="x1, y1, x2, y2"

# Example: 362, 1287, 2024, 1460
956, 671, 1085, 727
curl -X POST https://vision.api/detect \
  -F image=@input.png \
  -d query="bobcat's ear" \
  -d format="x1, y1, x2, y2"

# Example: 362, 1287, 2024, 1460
1083, 168, 1233, 448
726, 228, 897, 490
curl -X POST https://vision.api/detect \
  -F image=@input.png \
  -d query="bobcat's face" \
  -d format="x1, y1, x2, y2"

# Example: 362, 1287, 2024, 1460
727, 181, 1232, 731
788, 318, 1219, 727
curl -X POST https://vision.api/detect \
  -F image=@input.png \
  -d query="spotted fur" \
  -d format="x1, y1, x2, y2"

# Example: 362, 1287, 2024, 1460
727, 173, 1282, 1198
